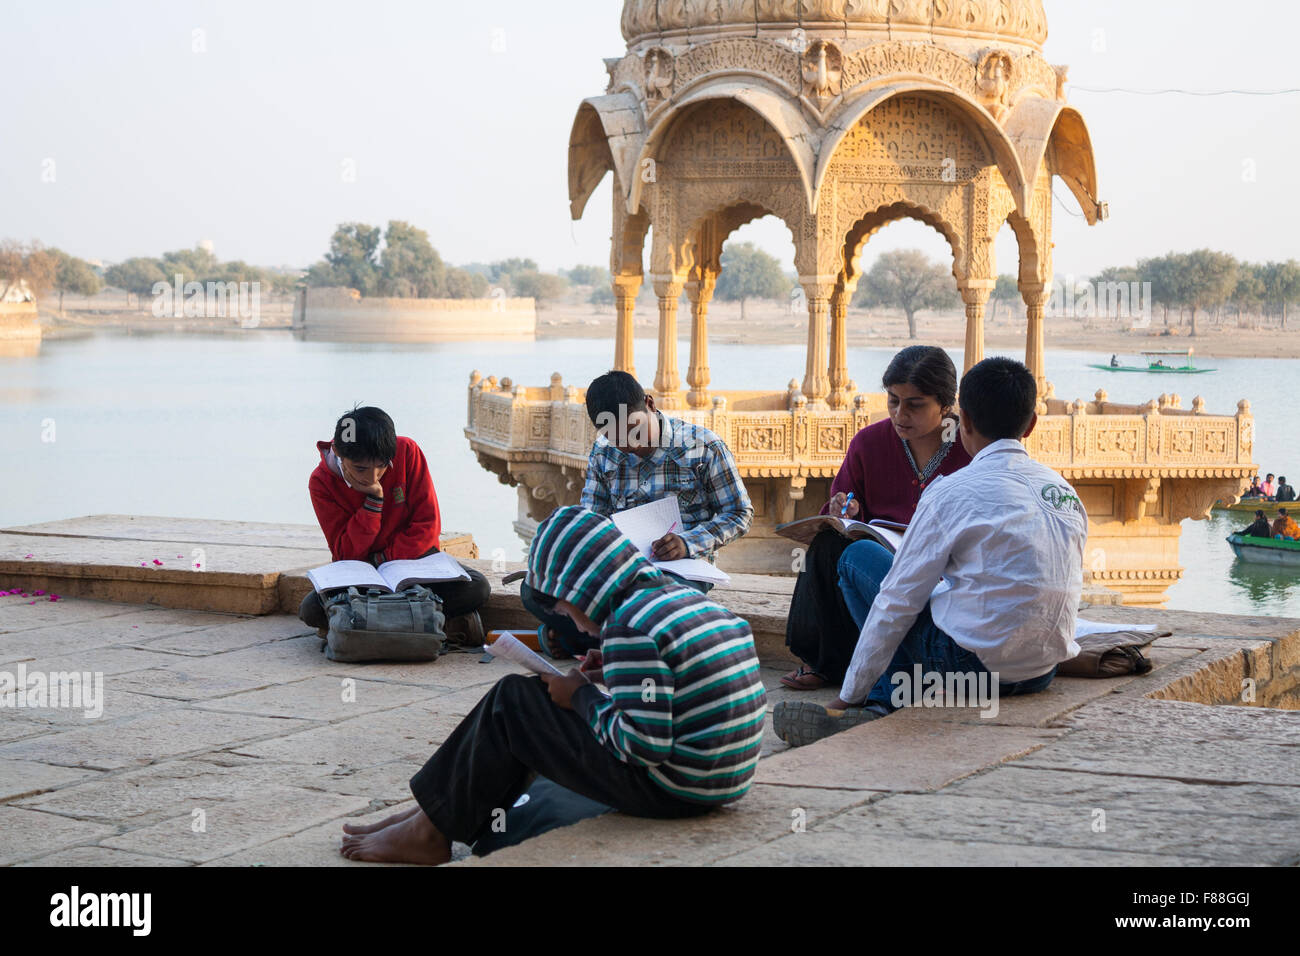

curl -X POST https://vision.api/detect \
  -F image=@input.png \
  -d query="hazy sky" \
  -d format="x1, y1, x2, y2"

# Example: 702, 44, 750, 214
6, 0, 1298, 280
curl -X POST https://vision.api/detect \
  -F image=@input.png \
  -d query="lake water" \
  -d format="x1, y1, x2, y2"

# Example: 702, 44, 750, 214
1, 331, 1296, 618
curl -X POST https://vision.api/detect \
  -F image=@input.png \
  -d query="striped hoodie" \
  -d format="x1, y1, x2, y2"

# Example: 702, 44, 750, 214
526, 506, 768, 804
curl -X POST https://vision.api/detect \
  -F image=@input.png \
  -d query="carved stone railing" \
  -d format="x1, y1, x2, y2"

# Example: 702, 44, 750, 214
467, 374, 1256, 601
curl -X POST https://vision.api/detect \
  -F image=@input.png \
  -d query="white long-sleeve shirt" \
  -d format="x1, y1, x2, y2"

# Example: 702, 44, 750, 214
839, 439, 1086, 704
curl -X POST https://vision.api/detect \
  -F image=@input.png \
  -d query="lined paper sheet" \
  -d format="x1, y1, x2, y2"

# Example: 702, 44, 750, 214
611, 497, 682, 557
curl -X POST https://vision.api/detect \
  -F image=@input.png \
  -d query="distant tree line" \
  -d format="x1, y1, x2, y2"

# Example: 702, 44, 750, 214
305, 224, 586, 308
0, 240, 104, 312
1080, 252, 1300, 336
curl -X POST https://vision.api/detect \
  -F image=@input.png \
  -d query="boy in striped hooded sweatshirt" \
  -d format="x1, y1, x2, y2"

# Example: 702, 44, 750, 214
340, 506, 768, 864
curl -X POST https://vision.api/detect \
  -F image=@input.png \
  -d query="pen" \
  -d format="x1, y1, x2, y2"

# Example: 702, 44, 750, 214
840, 492, 854, 517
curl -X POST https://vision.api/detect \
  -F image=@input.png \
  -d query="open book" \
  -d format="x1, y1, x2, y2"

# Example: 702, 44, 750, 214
611, 497, 732, 586
776, 515, 908, 552
306, 552, 470, 595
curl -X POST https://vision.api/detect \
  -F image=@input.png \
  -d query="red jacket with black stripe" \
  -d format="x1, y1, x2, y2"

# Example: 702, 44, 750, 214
309, 436, 442, 563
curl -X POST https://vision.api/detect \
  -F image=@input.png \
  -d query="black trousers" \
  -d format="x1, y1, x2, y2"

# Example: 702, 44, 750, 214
784, 529, 861, 682
408, 673, 711, 846
298, 566, 491, 630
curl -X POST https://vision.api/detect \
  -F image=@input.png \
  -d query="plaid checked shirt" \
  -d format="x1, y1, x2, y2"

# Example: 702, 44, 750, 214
580, 412, 753, 559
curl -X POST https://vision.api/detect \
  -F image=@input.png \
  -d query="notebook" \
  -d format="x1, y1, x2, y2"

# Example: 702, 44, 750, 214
306, 552, 470, 595
611, 497, 732, 585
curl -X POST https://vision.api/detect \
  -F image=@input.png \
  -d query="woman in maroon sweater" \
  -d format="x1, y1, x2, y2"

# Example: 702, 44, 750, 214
782, 346, 972, 689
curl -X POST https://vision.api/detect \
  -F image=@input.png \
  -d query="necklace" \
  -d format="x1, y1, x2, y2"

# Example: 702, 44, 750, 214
902, 436, 953, 489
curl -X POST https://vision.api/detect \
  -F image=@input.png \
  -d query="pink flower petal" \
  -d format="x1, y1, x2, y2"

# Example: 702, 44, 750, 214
177, 554, 183, 559
194, 563, 202, 569
152, 559, 163, 566
24, 554, 33, 559
33, 590, 45, 596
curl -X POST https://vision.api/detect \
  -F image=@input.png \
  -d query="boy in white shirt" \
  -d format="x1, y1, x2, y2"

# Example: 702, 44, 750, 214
774, 357, 1086, 747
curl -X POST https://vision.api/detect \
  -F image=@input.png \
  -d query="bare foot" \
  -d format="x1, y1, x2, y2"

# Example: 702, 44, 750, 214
342, 804, 421, 835
340, 808, 451, 865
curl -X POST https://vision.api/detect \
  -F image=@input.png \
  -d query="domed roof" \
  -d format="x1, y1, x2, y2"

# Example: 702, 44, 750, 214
621, 0, 1048, 51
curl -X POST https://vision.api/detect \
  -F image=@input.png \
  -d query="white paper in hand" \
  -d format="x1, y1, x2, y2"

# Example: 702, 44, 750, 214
485, 632, 563, 676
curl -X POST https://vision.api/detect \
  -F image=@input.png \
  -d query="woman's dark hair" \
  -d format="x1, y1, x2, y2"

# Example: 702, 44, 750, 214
881, 345, 958, 410
333, 406, 396, 464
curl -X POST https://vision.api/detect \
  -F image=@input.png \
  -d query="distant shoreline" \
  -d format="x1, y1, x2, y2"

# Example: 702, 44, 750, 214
36, 304, 1300, 359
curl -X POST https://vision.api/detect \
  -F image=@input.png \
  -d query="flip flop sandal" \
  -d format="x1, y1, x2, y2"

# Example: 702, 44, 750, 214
780, 666, 828, 690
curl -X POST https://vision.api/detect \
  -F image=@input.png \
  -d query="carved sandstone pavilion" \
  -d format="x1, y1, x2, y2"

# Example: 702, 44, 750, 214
466, 0, 1255, 605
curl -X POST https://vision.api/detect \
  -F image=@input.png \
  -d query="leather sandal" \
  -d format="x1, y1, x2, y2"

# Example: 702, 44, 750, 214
780, 665, 828, 690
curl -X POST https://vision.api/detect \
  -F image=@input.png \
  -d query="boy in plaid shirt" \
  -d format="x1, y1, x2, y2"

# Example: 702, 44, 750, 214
522, 370, 753, 655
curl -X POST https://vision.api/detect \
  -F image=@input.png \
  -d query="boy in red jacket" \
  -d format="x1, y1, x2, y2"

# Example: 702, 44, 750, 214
300, 406, 489, 641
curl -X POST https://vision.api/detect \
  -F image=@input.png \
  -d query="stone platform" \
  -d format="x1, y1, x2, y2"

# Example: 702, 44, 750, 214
2, 517, 1298, 866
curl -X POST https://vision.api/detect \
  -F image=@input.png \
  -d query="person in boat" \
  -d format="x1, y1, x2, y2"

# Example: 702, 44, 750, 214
780, 345, 972, 691
1272, 508, 1300, 540
1276, 476, 1296, 503
1245, 475, 1263, 498
1240, 510, 1272, 539
1109, 354, 1119, 368
1261, 474, 1277, 499
1152, 359, 1167, 368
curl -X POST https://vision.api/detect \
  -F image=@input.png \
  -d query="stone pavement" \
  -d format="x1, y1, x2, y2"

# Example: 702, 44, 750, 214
2, 589, 1298, 867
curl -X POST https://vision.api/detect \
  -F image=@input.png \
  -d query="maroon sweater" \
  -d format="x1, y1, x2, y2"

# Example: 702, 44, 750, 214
821, 418, 972, 524
309, 436, 442, 563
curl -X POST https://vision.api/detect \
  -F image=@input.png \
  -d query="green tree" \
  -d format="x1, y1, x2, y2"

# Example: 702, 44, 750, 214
589, 284, 615, 307
1231, 262, 1267, 328
0, 240, 58, 303
378, 220, 445, 298
714, 241, 788, 320
1179, 249, 1237, 337
306, 223, 382, 294
512, 270, 569, 307
104, 256, 167, 309
444, 267, 489, 299
50, 249, 102, 312
160, 246, 220, 283
853, 249, 959, 338
991, 273, 1019, 322
490, 258, 540, 292
1263, 259, 1300, 330
566, 264, 609, 286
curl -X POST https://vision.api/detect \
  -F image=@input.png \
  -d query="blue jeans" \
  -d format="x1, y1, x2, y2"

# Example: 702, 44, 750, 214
521, 572, 713, 656
836, 541, 1056, 711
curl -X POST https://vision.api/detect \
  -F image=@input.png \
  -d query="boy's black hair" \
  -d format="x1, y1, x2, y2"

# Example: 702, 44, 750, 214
333, 406, 396, 464
958, 357, 1037, 441
1256, 510, 1266, 518
882, 345, 958, 409
585, 370, 647, 426
1281, 476, 1288, 483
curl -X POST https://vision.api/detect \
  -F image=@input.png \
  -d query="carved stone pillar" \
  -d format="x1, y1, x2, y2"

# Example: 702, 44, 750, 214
827, 282, 850, 409
958, 279, 994, 373
652, 274, 685, 408
685, 270, 716, 409
611, 274, 640, 377
1020, 282, 1049, 395
800, 276, 835, 406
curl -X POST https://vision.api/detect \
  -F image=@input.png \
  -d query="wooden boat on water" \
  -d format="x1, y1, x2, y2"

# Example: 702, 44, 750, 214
1214, 498, 1294, 518
1226, 533, 1300, 566
1088, 349, 1215, 374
